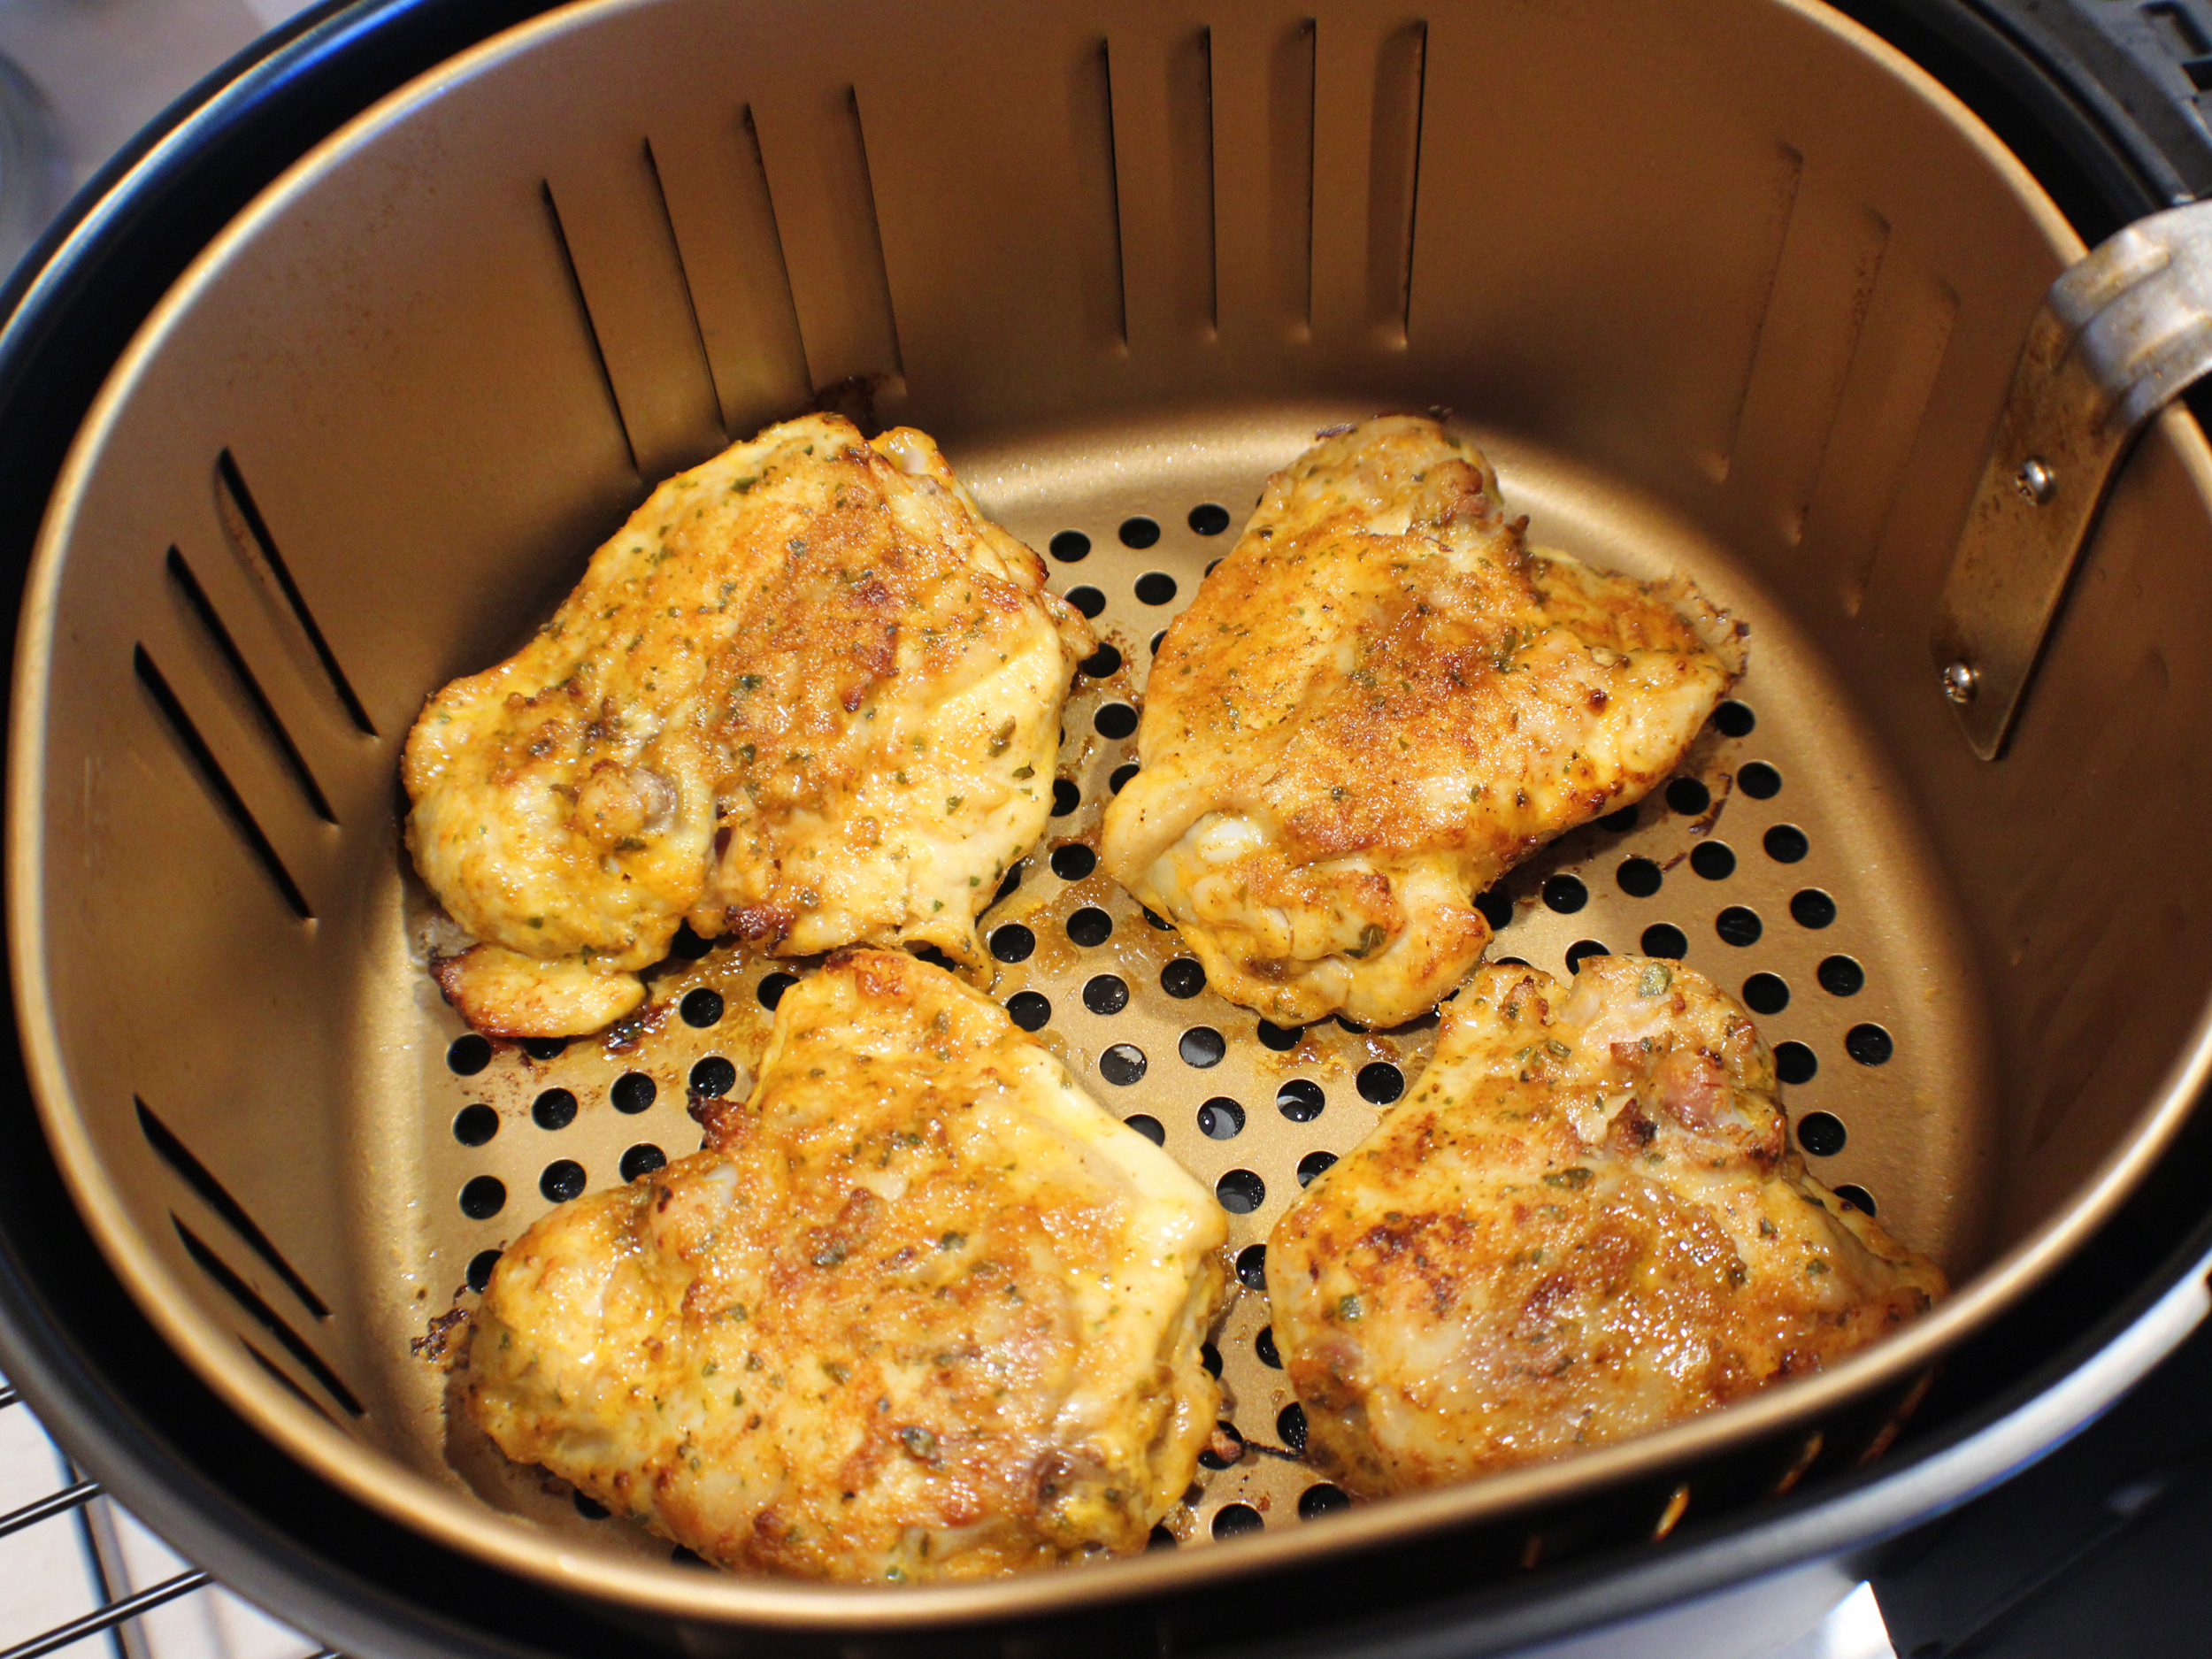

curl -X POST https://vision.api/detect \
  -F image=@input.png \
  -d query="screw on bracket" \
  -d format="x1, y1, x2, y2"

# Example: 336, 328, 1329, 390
1941, 660, 1979, 705
2016, 456, 2056, 504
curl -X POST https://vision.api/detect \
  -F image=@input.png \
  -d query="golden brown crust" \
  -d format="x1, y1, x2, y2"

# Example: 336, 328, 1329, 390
1269, 956, 1944, 1495
466, 950, 1227, 1581
428, 943, 648, 1038
1101, 415, 1736, 1027
403, 417, 1091, 1035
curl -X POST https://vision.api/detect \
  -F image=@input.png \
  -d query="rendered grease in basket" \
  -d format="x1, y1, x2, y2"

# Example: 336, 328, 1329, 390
401, 413, 1093, 1039
1270, 955, 1947, 1496
466, 949, 1228, 1582
1101, 414, 1740, 1028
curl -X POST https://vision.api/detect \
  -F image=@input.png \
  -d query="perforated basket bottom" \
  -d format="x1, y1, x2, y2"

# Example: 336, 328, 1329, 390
383, 402, 1988, 1565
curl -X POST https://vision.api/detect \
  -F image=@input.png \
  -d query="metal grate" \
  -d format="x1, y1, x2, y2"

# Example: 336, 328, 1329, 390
0, 1376, 337, 1659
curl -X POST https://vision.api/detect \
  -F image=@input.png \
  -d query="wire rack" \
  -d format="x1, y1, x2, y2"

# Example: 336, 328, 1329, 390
0, 1375, 336, 1659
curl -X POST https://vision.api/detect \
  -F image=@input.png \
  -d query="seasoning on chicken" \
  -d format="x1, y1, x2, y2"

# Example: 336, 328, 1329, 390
466, 949, 1228, 1580
1101, 415, 1736, 1029
1269, 956, 1944, 1496
403, 415, 1092, 1037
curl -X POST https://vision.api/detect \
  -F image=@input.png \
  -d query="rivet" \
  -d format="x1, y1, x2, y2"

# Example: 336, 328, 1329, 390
1941, 660, 1979, 704
2016, 456, 2056, 505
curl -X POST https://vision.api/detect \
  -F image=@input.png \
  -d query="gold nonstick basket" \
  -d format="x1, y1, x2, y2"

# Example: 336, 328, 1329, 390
12, 0, 2212, 1640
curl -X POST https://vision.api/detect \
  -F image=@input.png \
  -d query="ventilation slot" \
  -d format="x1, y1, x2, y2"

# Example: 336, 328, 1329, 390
134, 646, 312, 920
540, 181, 640, 476
137, 1097, 331, 1319
629, 105, 810, 439
751, 87, 908, 398
1365, 20, 1427, 343
732, 107, 811, 421
1779, 211, 1892, 544
242, 1341, 337, 1425
541, 141, 727, 474
165, 549, 334, 825
1076, 40, 1129, 350
1816, 268, 1958, 616
173, 1219, 363, 1417
1709, 144, 1806, 484
642, 137, 726, 441
212, 451, 375, 737
841, 90, 904, 380
1169, 27, 1219, 334
1270, 19, 1317, 334
1727, 182, 1893, 541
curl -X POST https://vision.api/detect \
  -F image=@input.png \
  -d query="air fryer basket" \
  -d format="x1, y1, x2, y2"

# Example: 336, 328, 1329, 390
11, 0, 2212, 1641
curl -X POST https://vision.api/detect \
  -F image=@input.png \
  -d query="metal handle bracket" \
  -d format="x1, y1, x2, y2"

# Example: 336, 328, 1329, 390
1933, 202, 2212, 758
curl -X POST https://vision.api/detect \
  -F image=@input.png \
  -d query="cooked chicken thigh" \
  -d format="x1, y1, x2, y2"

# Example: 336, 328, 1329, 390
404, 415, 1092, 1037
1270, 956, 1944, 1495
467, 949, 1227, 1580
1101, 416, 1736, 1028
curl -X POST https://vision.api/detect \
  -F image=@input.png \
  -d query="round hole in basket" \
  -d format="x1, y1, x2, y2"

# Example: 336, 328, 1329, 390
1235, 1244, 1268, 1290
530, 1088, 578, 1131
451, 1104, 497, 1148
1197, 1097, 1245, 1140
1819, 956, 1867, 997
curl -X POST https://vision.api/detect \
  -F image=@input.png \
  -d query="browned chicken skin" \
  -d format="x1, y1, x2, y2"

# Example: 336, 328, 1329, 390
466, 949, 1227, 1580
403, 416, 1091, 1037
1269, 956, 1944, 1495
1101, 415, 1737, 1028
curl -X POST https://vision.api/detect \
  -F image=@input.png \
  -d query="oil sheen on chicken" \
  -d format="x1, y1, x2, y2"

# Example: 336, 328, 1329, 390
1269, 956, 1945, 1496
1100, 416, 1737, 1029
466, 949, 1228, 1580
403, 415, 1093, 1037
